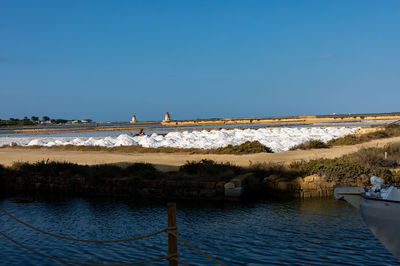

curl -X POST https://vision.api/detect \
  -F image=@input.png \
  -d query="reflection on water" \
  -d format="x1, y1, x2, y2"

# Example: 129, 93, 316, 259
0, 197, 398, 265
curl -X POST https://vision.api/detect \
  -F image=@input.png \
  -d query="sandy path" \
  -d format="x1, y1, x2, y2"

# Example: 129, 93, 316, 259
1, 136, 400, 171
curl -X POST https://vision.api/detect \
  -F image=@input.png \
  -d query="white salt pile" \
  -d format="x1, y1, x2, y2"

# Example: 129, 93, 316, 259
0, 127, 358, 153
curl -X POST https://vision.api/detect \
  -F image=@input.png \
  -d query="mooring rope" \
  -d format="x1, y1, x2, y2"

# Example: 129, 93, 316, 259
1, 206, 227, 265
171, 257, 189, 266
167, 231, 226, 266
0, 230, 170, 266
0, 207, 169, 243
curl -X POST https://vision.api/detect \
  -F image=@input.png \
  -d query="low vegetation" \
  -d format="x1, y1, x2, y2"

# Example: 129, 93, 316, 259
0, 117, 34, 126
0, 160, 163, 195
3, 141, 273, 155
179, 159, 242, 177
8, 160, 159, 180
289, 140, 329, 150
290, 157, 393, 185
247, 162, 300, 181
0, 159, 259, 196
289, 143, 400, 185
289, 124, 400, 150
0, 116, 92, 126
328, 124, 400, 146
1, 143, 399, 197
212, 141, 273, 154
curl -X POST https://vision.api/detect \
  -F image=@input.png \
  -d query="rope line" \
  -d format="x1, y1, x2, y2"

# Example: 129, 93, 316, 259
1, 206, 226, 265
0, 230, 170, 266
0, 207, 168, 243
172, 257, 189, 266
167, 231, 226, 266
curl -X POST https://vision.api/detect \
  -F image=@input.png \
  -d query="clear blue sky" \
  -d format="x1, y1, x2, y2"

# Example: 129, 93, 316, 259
1, 0, 399, 122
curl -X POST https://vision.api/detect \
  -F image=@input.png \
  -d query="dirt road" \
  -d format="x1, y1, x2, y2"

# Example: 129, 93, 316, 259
1, 136, 399, 171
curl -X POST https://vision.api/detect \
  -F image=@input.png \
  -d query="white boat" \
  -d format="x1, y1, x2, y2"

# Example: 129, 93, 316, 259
334, 177, 400, 260
333, 185, 365, 209
361, 184, 400, 259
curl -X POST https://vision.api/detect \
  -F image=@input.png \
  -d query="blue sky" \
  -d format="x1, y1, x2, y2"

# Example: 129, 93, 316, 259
1, 0, 399, 122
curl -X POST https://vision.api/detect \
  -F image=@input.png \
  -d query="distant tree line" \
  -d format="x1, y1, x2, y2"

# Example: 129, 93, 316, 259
0, 116, 92, 126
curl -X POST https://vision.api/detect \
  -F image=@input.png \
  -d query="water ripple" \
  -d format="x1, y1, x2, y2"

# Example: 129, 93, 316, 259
0, 197, 399, 265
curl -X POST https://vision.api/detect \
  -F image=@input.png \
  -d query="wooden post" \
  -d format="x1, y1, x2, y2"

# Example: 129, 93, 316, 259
385, 151, 388, 159
168, 203, 178, 266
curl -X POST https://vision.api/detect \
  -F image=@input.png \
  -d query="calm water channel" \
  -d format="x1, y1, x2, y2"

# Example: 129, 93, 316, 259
0, 196, 398, 265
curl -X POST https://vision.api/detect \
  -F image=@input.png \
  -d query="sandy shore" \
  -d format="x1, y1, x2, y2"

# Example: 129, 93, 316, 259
1, 136, 400, 172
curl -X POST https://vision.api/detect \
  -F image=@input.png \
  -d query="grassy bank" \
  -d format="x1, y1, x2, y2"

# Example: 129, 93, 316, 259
330, 124, 400, 145
0, 159, 277, 200
254, 143, 400, 186
1, 140, 273, 155
289, 143, 400, 184
1, 144, 399, 186
1, 143, 399, 199
289, 140, 329, 150
289, 124, 400, 151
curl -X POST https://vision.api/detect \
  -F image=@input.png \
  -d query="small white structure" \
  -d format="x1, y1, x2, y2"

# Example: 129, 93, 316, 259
163, 112, 171, 122
131, 114, 137, 123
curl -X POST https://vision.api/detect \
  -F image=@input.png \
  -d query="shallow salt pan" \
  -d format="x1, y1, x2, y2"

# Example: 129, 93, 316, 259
0, 127, 359, 153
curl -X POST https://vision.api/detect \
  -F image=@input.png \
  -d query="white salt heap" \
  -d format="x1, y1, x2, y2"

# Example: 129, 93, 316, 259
0, 127, 359, 153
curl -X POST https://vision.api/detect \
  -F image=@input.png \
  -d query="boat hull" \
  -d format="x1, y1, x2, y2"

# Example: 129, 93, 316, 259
333, 186, 364, 209
360, 197, 400, 259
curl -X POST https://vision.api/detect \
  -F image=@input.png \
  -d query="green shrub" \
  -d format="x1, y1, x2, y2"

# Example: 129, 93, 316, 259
179, 159, 241, 176
327, 135, 361, 145
4, 141, 273, 155
382, 143, 400, 161
351, 147, 398, 168
11, 160, 82, 177
289, 156, 394, 184
385, 124, 400, 136
88, 164, 125, 179
213, 141, 273, 154
8, 161, 161, 181
248, 162, 300, 181
125, 163, 158, 178
290, 158, 366, 182
370, 168, 393, 183
366, 130, 389, 139
290, 140, 329, 150
328, 124, 400, 146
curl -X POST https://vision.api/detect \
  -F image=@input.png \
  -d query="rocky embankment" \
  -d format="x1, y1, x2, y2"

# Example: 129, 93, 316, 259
3, 162, 398, 200
264, 169, 400, 199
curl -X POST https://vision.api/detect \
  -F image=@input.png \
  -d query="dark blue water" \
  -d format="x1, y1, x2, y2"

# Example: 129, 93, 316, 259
0, 197, 398, 265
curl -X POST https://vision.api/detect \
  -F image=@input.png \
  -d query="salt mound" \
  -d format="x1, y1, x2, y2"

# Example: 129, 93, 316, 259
0, 127, 359, 153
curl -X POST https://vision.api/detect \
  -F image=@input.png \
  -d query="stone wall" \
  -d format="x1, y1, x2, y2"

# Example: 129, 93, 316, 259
2, 174, 228, 200
263, 174, 336, 199
5, 170, 393, 200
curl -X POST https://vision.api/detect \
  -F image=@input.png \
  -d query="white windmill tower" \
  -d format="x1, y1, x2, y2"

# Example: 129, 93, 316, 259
163, 112, 171, 122
131, 114, 137, 123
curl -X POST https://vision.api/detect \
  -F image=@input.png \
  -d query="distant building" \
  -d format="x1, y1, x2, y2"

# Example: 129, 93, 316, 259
163, 112, 171, 122
131, 114, 137, 123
